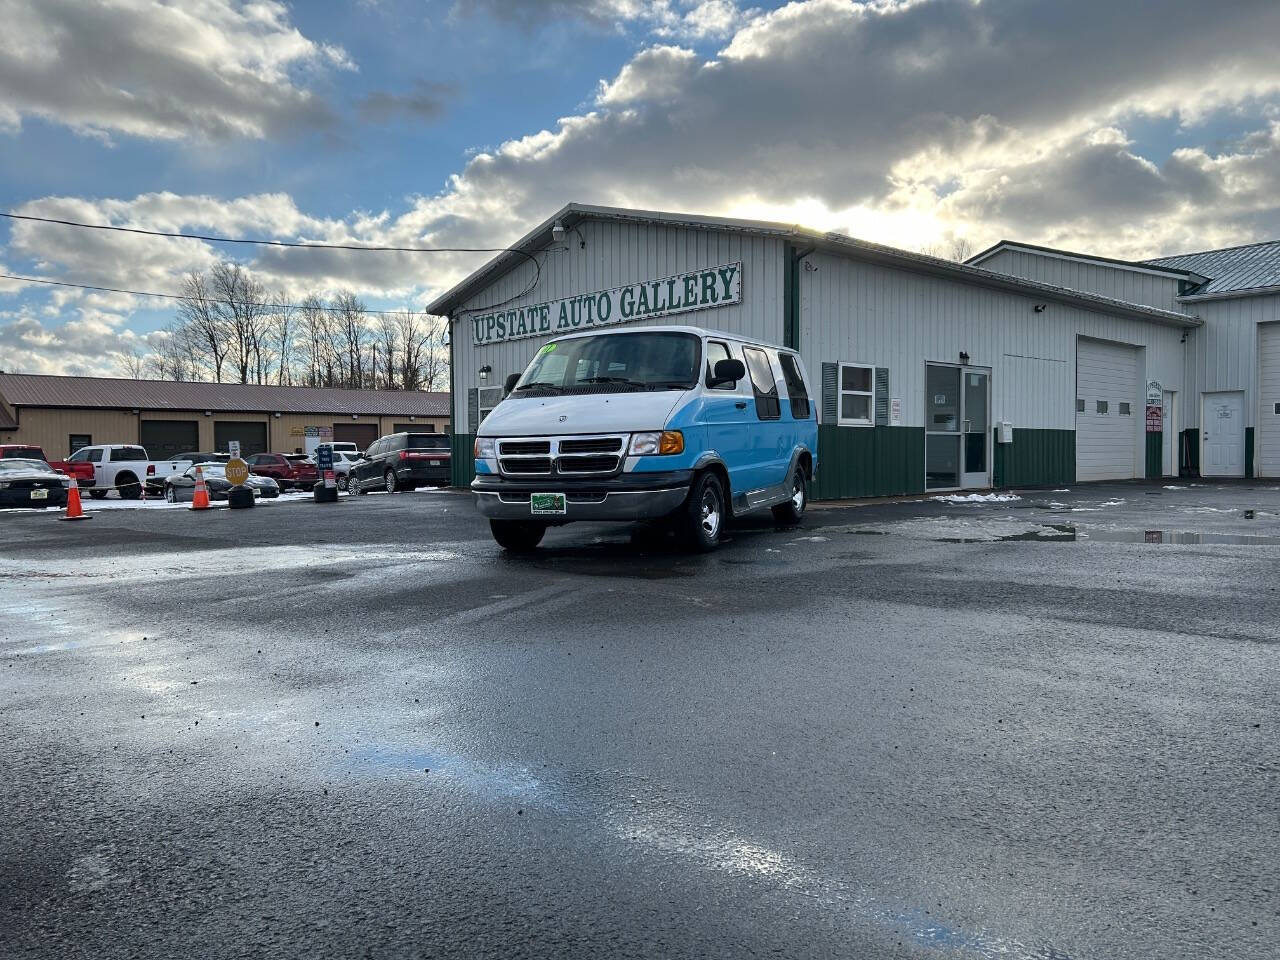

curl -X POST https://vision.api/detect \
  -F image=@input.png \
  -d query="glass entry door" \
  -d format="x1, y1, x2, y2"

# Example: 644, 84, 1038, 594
925, 363, 991, 490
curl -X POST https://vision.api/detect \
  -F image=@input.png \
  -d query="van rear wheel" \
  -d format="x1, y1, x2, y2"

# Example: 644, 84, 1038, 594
490, 520, 546, 551
772, 466, 808, 525
681, 471, 725, 552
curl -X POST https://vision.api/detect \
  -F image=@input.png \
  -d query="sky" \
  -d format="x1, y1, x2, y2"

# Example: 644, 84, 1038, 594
4, 0, 1280, 377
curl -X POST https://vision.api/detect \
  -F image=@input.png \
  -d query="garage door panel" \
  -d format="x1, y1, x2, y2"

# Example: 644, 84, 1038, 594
1260, 324, 1280, 478
1076, 339, 1138, 482
333, 423, 378, 451
214, 421, 267, 457
140, 420, 199, 462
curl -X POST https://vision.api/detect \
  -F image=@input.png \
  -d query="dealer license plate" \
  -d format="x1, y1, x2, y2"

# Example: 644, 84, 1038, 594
30, 488, 48, 500
530, 492, 566, 515
430, 459, 442, 467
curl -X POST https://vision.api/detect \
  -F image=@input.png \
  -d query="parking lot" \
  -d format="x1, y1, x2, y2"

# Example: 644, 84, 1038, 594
1, 482, 1276, 959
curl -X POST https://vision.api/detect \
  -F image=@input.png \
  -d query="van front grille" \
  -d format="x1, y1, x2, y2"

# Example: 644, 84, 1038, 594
559, 437, 622, 454
499, 440, 550, 456
494, 434, 626, 478
557, 455, 619, 474
500, 457, 552, 475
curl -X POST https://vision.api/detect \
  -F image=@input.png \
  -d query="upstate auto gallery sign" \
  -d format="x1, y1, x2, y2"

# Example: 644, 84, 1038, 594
469, 262, 742, 346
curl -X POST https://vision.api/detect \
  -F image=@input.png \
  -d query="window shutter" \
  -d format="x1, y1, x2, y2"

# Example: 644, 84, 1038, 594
874, 367, 890, 426
821, 362, 838, 425
468, 388, 479, 434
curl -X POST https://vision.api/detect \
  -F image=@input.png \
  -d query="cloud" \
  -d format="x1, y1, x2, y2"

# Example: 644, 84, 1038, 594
357, 83, 454, 123
0, 0, 353, 142
450, 0, 747, 38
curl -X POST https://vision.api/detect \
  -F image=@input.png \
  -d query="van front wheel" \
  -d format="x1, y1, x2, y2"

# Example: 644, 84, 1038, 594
490, 520, 546, 552
772, 466, 808, 525
681, 471, 725, 552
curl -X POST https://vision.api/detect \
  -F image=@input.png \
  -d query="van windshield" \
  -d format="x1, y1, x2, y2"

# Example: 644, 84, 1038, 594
514, 332, 701, 394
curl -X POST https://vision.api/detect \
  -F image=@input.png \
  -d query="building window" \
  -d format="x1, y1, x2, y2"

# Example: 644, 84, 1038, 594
1076, 399, 1085, 413
838, 363, 875, 426
69, 434, 92, 454
1096, 400, 1109, 414
478, 386, 503, 423
1118, 402, 1131, 416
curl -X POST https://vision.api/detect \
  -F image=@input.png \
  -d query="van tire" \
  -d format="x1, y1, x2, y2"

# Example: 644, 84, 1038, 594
772, 466, 808, 525
490, 520, 546, 551
681, 471, 726, 552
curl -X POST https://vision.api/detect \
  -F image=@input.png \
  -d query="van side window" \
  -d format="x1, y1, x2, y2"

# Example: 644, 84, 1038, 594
742, 347, 781, 420
778, 353, 811, 419
705, 341, 734, 390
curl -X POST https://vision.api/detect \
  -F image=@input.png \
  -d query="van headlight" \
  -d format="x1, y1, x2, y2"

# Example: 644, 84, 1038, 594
474, 437, 496, 459
628, 431, 684, 456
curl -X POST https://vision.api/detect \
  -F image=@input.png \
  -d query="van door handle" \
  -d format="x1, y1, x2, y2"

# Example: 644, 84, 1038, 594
735, 401, 747, 409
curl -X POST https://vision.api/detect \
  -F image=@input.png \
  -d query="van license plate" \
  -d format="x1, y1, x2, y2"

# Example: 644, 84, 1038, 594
530, 492, 566, 515
30, 489, 48, 500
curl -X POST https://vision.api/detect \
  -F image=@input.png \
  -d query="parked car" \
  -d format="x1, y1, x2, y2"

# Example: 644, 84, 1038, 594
0, 444, 95, 486
330, 442, 361, 455
163, 463, 279, 502
0, 458, 70, 509
472, 326, 817, 552
246, 452, 319, 490
67, 444, 191, 499
348, 433, 451, 494
173, 451, 231, 465
328, 450, 363, 491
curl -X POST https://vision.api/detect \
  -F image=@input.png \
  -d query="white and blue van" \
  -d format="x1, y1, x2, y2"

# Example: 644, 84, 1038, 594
472, 325, 818, 551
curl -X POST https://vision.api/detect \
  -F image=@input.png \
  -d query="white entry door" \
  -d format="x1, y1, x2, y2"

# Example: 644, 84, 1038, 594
1201, 391, 1245, 477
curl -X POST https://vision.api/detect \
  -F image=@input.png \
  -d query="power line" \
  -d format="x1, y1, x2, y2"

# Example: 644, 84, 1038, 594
0, 272, 426, 316
0, 209, 544, 314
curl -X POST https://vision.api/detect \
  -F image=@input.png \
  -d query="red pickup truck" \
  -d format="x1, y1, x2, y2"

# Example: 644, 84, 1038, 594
0, 444, 96, 485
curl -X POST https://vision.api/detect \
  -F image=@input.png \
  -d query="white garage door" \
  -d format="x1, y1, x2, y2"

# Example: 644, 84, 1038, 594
1076, 338, 1139, 482
1260, 323, 1280, 478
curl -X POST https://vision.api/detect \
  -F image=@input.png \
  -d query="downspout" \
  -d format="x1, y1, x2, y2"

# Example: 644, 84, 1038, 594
784, 243, 815, 350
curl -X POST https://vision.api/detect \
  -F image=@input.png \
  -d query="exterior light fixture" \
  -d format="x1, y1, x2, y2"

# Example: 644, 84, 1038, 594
203, 410, 212, 417
959, 352, 970, 365
352, 414, 359, 420
479, 364, 492, 384
551, 220, 566, 242
273, 412, 281, 418
1033, 303, 1047, 313
130, 408, 139, 414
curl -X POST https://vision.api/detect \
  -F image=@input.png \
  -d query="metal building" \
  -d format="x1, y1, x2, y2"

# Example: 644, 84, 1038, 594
972, 240, 1280, 479
429, 204, 1214, 498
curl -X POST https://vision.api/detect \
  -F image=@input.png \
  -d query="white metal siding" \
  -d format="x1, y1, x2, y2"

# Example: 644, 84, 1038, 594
1076, 339, 1139, 481
1259, 322, 1280, 477
796, 252, 1184, 433
978, 249, 1186, 313
450, 219, 786, 428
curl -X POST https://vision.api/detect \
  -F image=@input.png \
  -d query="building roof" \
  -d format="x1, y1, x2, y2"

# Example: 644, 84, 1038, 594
0, 373, 449, 418
966, 239, 1207, 282
1145, 240, 1280, 299
426, 203, 1200, 330
0, 403, 15, 430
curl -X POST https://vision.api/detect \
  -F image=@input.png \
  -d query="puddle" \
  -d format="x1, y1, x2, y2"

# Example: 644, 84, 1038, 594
1083, 529, 1280, 545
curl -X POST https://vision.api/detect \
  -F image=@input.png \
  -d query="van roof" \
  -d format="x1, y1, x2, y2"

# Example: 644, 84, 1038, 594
545, 324, 789, 352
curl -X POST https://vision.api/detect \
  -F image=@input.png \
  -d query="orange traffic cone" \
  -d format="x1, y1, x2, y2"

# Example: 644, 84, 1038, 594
190, 466, 212, 511
59, 476, 91, 521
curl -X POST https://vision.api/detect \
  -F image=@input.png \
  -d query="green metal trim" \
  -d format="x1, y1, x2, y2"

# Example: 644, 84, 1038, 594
812, 425, 924, 499
451, 432, 476, 487
992, 428, 1075, 488
783, 243, 797, 349
1145, 432, 1163, 479
1246, 427, 1255, 478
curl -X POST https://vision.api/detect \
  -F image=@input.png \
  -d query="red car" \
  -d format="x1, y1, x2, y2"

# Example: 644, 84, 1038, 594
0, 444, 95, 486
245, 453, 320, 491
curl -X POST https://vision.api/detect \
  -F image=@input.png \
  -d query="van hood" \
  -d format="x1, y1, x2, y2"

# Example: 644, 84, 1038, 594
478, 390, 688, 437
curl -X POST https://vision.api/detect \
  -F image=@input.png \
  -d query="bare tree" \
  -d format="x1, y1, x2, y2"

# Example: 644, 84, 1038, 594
114, 346, 148, 379
210, 262, 270, 383
330, 291, 368, 388
267, 292, 296, 385
176, 271, 227, 381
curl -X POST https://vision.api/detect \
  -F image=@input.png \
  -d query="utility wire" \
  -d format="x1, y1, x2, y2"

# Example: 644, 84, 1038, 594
0, 273, 425, 316
0, 210, 544, 313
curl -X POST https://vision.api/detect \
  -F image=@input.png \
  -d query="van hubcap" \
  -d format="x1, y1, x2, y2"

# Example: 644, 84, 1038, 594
792, 474, 805, 511
700, 488, 721, 539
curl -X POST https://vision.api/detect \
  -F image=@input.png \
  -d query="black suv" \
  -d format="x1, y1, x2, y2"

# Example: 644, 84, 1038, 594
349, 432, 452, 494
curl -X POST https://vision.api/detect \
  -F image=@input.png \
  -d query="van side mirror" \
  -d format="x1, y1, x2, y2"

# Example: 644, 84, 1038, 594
709, 358, 746, 387
504, 373, 521, 395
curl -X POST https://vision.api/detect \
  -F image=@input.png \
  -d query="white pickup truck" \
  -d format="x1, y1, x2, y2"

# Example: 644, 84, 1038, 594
66, 444, 192, 500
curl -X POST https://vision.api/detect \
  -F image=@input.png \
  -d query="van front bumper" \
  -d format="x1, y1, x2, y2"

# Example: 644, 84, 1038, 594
472, 471, 693, 522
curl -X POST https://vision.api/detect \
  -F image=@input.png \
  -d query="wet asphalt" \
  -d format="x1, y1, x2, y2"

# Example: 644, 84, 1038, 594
0, 481, 1277, 959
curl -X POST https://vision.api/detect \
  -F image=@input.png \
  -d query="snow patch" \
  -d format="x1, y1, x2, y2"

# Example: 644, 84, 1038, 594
931, 493, 1022, 504
1163, 485, 1186, 490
